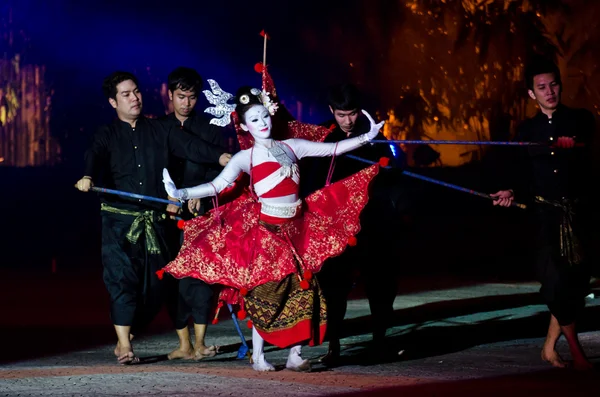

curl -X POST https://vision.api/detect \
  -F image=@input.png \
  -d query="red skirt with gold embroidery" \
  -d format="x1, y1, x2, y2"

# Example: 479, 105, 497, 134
163, 164, 379, 290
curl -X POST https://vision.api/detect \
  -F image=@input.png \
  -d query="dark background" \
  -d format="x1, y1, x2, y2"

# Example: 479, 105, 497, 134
1, 0, 599, 281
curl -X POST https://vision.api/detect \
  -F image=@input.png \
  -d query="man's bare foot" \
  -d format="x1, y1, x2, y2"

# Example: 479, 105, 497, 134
116, 346, 140, 365
193, 345, 218, 361
168, 346, 194, 360
114, 334, 134, 357
541, 349, 567, 368
319, 349, 340, 367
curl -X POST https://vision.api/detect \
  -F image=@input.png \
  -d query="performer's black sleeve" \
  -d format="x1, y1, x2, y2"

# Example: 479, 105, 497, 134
577, 109, 595, 164
83, 126, 110, 180
206, 123, 229, 149
510, 122, 534, 205
575, 108, 596, 199
167, 124, 225, 164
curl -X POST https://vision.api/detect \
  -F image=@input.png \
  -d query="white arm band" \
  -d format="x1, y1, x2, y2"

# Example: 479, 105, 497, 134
287, 134, 369, 159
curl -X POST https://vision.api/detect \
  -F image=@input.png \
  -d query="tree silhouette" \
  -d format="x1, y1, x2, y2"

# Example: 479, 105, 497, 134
299, 0, 598, 166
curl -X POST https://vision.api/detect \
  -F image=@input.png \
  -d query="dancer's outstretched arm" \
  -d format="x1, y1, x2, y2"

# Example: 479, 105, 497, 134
290, 110, 384, 159
163, 151, 249, 200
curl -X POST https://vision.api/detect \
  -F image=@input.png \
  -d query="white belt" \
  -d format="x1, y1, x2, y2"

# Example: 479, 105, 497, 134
260, 199, 302, 219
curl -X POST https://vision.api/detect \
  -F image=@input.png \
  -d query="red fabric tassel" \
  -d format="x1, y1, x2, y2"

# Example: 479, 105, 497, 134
300, 279, 310, 290
303, 270, 313, 281
379, 157, 390, 167
237, 309, 247, 320
155, 269, 165, 280
177, 219, 185, 230
240, 287, 248, 297
212, 302, 223, 325
254, 62, 264, 73
247, 320, 253, 329
348, 236, 358, 247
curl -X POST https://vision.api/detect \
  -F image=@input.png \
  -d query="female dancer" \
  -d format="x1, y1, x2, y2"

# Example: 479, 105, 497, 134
162, 84, 384, 371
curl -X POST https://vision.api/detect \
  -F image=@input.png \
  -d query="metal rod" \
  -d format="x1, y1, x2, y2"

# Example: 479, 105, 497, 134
345, 154, 526, 210
90, 187, 181, 207
227, 303, 250, 360
370, 139, 583, 147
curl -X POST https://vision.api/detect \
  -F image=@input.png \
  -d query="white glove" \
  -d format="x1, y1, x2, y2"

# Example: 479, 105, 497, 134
162, 168, 184, 200
362, 110, 385, 141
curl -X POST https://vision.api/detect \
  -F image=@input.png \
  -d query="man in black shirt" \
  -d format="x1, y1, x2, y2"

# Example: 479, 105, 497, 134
75, 71, 230, 364
492, 58, 595, 370
160, 67, 228, 361
304, 84, 404, 366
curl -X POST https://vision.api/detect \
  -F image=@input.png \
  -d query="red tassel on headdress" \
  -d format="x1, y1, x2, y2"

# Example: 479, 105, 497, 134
254, 62, 264, 73
303, 270, 313, 281
247, 320, 253, 329
348, 236, 358, 247
155, 269, 165, 280
240, 287, 249, 297
262, 67, 277, 98
379, 157, 390, 167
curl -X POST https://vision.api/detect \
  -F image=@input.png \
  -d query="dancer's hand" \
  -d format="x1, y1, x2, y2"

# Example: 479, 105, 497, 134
163, 169, 183, 199
362, 110, 385, 141
75, 176, 93, 192
490, 190, 514, 207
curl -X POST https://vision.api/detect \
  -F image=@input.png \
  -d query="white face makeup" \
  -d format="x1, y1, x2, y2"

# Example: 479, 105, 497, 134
241, 104, 272, 140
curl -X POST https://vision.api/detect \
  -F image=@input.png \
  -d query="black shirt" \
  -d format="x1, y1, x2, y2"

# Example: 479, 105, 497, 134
84, 116, 225, 211
160, 111, 228, 188
300, 115, 404, 206
515, 104, 595, 202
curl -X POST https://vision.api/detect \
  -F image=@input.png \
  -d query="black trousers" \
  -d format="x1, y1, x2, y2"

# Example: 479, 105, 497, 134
174, 277, 214, 329
318, 204, 399, 345
533, 208, 590, 326
101, 212, 171, 329
165, 224, 214, 330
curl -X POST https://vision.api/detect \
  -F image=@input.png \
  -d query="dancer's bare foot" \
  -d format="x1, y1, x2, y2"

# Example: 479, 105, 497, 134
168, 345, 194, 360
193, 345, 218, 361
541, 349, 567, 368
